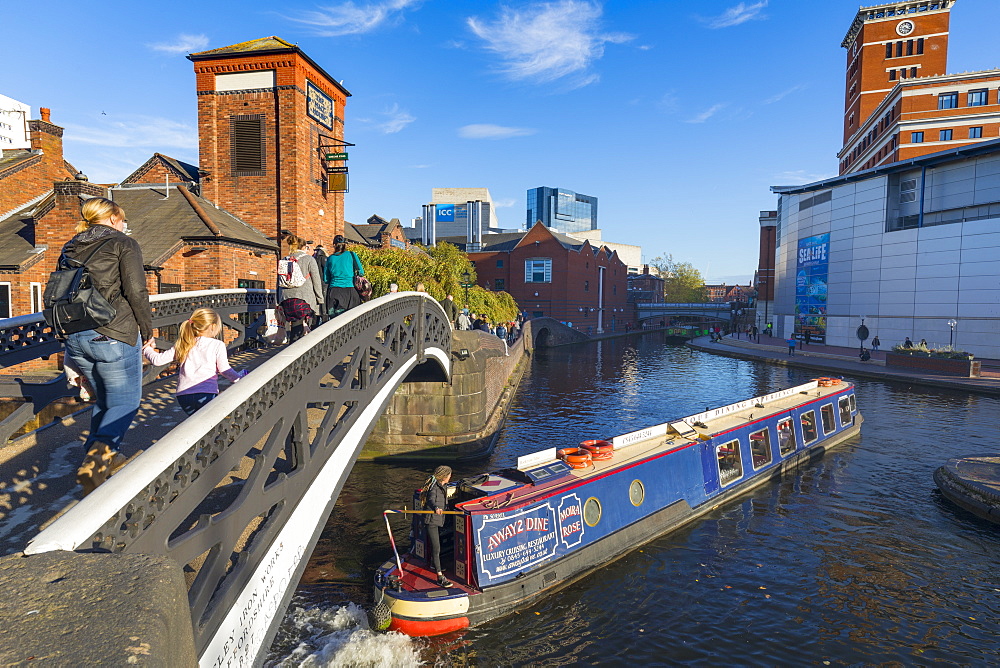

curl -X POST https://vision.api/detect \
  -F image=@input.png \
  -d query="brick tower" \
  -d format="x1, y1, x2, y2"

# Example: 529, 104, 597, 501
188, 37, 351, 245
841, 2, 953, 144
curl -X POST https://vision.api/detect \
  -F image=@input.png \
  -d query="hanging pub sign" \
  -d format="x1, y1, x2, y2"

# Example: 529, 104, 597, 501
306, 80, 333, 129
327, 172, 348, 193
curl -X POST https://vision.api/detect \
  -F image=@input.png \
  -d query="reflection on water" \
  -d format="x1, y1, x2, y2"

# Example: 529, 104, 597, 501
268, 333, 1000, 666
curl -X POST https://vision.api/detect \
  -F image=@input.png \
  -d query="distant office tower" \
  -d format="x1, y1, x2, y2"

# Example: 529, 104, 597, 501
526, 187, 597, 234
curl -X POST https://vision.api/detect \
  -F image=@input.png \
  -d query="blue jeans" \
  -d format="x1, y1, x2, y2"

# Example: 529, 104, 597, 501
176, 392, 216, 416
65, 330, 142, 455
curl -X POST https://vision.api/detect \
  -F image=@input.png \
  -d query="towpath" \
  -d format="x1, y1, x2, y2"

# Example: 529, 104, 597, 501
688, 334, 1000, 397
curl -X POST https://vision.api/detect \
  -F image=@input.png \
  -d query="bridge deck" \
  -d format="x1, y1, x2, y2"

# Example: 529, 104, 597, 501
0, 345, 284, 556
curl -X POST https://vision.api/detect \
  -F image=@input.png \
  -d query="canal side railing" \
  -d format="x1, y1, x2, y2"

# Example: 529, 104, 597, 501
24, 293, 452, 666
0, 288, 275, 444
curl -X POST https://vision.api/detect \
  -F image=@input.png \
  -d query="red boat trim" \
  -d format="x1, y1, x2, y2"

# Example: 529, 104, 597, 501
389, 615, 470, 636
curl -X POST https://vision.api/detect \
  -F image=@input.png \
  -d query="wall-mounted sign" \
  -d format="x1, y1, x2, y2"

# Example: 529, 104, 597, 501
325, 152, 348, 161
306, 80, 333, 129
436, 204, 455, 222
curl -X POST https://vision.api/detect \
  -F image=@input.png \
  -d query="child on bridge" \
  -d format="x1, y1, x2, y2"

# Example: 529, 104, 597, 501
143, 308, 246, 415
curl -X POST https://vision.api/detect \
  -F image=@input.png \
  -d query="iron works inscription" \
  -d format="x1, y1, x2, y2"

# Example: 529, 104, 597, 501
307, 80, 333, 129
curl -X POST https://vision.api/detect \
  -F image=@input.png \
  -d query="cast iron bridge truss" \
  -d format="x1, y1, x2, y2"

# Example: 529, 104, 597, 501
10, 291, 451, 665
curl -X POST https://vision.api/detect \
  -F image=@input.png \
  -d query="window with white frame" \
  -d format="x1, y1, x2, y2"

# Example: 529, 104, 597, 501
0, 283, 11, 319
524, 258, 552, 283
30, 282, 42, 313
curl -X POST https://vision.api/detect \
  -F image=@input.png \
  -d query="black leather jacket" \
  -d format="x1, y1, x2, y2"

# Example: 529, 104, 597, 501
60, 225, 153, 345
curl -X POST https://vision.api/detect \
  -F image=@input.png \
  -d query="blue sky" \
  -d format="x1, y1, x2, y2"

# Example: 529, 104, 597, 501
6, 0, 1000, 284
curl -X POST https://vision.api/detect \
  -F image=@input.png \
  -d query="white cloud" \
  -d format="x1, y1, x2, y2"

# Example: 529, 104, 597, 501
458, 124, 536, 140
63, 115, 197, 149
763, 84, 806, 105
493, 198, 517, 208
701, 1, 768, 29
284, 0, 421, 36
148, 34, 209, 54
772, 169, 837, 185
685, 104, 726, 124
356, 103, 415, 134
467, 1, 632, 87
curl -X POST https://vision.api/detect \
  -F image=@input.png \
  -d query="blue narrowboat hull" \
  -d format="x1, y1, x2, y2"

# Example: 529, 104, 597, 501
375, 380, 862, 635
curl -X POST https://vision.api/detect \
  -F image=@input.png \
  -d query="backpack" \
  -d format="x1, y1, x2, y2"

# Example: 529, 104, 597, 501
277, 253, 307, 288
43, 239, 117, 339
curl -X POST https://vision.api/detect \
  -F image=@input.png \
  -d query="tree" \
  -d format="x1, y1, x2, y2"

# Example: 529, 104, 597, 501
649, 254, 707, 303
354, 244, 520, 324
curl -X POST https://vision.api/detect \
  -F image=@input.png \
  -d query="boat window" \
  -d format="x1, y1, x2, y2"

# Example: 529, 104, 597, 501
629, 480, 645, 506
716, 439, 743, 485
749, 428, 772, 469
584, 497, 602, 526
777, 417, 797, 456
821, 404, 836, 434
838, 396, 853, 426
849, 394, 856, 412
801, 411, 818, 444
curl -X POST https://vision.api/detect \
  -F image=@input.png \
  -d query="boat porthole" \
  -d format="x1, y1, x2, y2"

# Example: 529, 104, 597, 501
583, 497, 602, 526
629, 480, 645, 506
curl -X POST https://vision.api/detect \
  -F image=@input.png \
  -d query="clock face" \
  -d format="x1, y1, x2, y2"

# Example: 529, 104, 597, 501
897, 20, 915, 36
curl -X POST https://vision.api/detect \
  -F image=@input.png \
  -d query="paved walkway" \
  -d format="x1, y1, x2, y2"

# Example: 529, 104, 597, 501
688, 334, 1000, 397
0, 346, 281, 556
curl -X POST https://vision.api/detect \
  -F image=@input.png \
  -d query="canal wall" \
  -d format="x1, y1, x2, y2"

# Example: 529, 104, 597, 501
360, 330, 529, 461
0, 551, 196, 666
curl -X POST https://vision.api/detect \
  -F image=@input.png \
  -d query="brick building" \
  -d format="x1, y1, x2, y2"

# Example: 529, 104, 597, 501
188, 37, 351, 245
839, 1, 1000, 174
627, 266, 664, 304
460, 222, 630, 333
348, 215, 410, 249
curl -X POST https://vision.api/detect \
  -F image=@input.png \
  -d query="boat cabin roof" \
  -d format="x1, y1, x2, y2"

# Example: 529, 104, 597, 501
455, 380, 853, 514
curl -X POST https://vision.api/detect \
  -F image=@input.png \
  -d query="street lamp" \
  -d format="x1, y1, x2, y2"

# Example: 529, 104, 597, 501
460, 269, 474, 305
948, 319, 957, 347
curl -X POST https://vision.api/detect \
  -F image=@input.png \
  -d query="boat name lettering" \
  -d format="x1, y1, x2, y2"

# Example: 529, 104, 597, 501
486, 517, 551, 552
557, 493, 585, 549
559, 504, 580, 521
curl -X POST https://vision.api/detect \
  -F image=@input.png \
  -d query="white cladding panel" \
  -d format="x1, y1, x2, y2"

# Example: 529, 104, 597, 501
215, 71, 276, 91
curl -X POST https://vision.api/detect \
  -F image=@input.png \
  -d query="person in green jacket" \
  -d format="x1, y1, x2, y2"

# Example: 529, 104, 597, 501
323, 234, 365, 316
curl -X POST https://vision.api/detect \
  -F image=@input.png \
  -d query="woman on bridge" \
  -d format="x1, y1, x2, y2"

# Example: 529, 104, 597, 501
278, 235, 324, 342
60, 197, 154, 494
323, 234, 365, 317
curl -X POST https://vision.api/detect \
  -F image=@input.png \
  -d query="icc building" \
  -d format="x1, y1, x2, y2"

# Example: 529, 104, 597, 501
766, 0, 1000, 359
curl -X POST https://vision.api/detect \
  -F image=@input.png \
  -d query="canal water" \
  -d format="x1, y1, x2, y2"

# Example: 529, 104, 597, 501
265, 333, 1000, 666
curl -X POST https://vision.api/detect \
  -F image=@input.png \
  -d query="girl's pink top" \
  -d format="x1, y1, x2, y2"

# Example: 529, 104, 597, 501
143, 336, 244, 396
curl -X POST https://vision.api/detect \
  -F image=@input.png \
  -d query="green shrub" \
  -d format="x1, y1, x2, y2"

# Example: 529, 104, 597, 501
891, 343, 973, 359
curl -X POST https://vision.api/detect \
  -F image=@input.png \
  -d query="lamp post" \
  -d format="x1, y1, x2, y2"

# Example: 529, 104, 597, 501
460, 270, 474, 306
948, 319, 957, 347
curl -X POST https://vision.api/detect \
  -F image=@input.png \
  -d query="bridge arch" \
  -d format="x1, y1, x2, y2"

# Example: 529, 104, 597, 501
26, 293, 451, 665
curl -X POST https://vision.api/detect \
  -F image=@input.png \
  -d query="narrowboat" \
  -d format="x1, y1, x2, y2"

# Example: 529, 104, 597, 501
372, 379, 862, 636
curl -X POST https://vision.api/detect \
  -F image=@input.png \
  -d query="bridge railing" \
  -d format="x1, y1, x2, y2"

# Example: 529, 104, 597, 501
0, 289, 275, 444
25, 293, 451, 666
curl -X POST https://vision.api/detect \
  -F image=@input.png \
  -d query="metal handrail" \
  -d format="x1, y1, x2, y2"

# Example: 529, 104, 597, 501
0, 289, 276, 443
25, 292, 451, 666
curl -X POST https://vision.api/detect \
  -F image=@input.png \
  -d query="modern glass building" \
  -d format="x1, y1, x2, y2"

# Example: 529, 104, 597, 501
527, 187, 597, 234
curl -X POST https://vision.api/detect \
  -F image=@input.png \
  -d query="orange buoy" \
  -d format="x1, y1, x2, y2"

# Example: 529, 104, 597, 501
563, 448, 593, 468
580, 439, 614, 460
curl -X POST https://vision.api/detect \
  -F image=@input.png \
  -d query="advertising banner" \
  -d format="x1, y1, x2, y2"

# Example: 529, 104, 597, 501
472, 492, 585, 585
795, 232, 829, 342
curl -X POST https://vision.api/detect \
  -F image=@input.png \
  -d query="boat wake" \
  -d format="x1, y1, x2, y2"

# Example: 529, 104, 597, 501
265, 602, 422, 667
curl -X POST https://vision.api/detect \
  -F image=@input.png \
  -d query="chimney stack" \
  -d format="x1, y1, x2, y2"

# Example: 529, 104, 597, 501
40, 107, 51, 123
